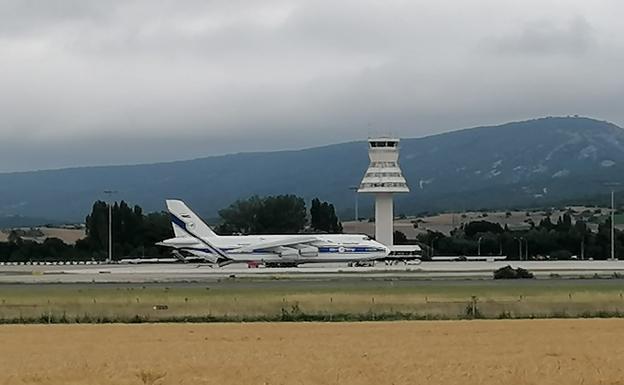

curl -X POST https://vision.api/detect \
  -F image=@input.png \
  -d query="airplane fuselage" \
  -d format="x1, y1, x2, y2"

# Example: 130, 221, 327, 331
160, 233, 389, 264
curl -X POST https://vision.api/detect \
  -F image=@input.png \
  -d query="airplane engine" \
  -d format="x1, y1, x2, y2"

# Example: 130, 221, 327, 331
275, 246, 299, 258
297, 246, 319, 257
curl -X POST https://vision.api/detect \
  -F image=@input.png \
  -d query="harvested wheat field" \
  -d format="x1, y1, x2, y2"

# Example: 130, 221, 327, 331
1, 320, 624, 385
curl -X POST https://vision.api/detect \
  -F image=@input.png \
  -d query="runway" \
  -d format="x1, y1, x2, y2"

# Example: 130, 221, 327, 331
1, 260, 624, 283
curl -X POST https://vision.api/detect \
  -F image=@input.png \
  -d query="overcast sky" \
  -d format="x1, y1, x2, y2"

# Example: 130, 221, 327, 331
1, 0, 623, 172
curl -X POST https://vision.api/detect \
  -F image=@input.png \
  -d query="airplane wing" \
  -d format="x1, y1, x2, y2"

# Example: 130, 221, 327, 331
234, 236, 320, 253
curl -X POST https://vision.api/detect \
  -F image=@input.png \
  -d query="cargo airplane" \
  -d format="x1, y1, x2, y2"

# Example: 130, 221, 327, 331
157, 200, 390, 267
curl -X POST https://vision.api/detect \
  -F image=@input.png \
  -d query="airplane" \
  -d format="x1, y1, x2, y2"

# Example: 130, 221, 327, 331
156, 199, 390, 267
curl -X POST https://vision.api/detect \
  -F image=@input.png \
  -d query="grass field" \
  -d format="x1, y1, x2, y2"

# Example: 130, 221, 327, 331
1, 320, 624, 384
2, 279, 624, 322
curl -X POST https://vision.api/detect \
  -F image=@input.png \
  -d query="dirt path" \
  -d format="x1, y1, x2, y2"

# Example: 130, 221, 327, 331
1, 320, 624, 385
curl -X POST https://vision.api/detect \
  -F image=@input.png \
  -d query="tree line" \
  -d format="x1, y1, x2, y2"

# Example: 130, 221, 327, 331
216, 195, 341, 234
0, 195, 342, 261
6, 195, 620, 262
0, 201, 173, 262
398, 212, 620, 260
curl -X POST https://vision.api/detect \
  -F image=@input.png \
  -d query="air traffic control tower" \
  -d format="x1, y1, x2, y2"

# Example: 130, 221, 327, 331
358, 138, 409, 246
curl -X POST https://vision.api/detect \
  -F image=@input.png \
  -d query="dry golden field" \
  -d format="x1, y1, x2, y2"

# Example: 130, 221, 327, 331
1, 320, 624, 385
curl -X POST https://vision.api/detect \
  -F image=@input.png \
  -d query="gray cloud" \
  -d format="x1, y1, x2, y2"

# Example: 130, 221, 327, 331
485, 17, 595, 55
0, 0, 623, 172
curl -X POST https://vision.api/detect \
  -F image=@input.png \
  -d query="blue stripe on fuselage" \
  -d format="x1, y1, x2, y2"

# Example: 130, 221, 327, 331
181, 247, 237, 254
182, 247, 382, 255
317, 246, 384, 253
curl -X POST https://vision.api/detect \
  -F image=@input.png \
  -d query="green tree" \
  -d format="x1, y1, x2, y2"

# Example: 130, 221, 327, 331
217, 196, 263, 234
310, 198, 343, 233
257, 195, 307, 234
218, 195, 307, 234
7, 230, 21, 244
84, 200, 109, 251
464, 221, 504, 238
310, 198, 321, 230
538, 216, 554, 230
84, 201, 172, 258
393, 230, 407, 244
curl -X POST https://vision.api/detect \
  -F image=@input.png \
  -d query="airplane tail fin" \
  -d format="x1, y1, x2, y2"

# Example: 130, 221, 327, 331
166, 199, 218, 238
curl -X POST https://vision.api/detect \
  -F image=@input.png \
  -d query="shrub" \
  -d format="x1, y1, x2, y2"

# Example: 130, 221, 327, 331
493, 265, 534, 279
493, 265, 517, 279
515, 267, 534, 279
497, 311, 513, 319
464, 296, 482, 319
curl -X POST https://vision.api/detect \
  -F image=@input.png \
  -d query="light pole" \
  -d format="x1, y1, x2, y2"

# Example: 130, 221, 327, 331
604, 183, 620, 260
477, 236, 484, 256
524, 238, 529, 260
611, 190, 616, 260
104, 190, 117, 263
430, 238, 437, 258
348, 186, 359, 221
514, 237, 523, 261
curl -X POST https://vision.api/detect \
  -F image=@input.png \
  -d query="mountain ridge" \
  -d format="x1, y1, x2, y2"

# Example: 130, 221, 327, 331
6, 115, 609, 176
2, 116, 624, 226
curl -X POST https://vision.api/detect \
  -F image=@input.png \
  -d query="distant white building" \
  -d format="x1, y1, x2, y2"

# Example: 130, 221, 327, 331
358, 138, 409, 246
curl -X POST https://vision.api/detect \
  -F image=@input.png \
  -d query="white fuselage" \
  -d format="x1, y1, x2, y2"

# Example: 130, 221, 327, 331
160, 234, 389, 264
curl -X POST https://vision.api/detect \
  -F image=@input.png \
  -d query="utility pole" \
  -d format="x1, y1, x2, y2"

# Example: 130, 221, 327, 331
104, 190, 118, 264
